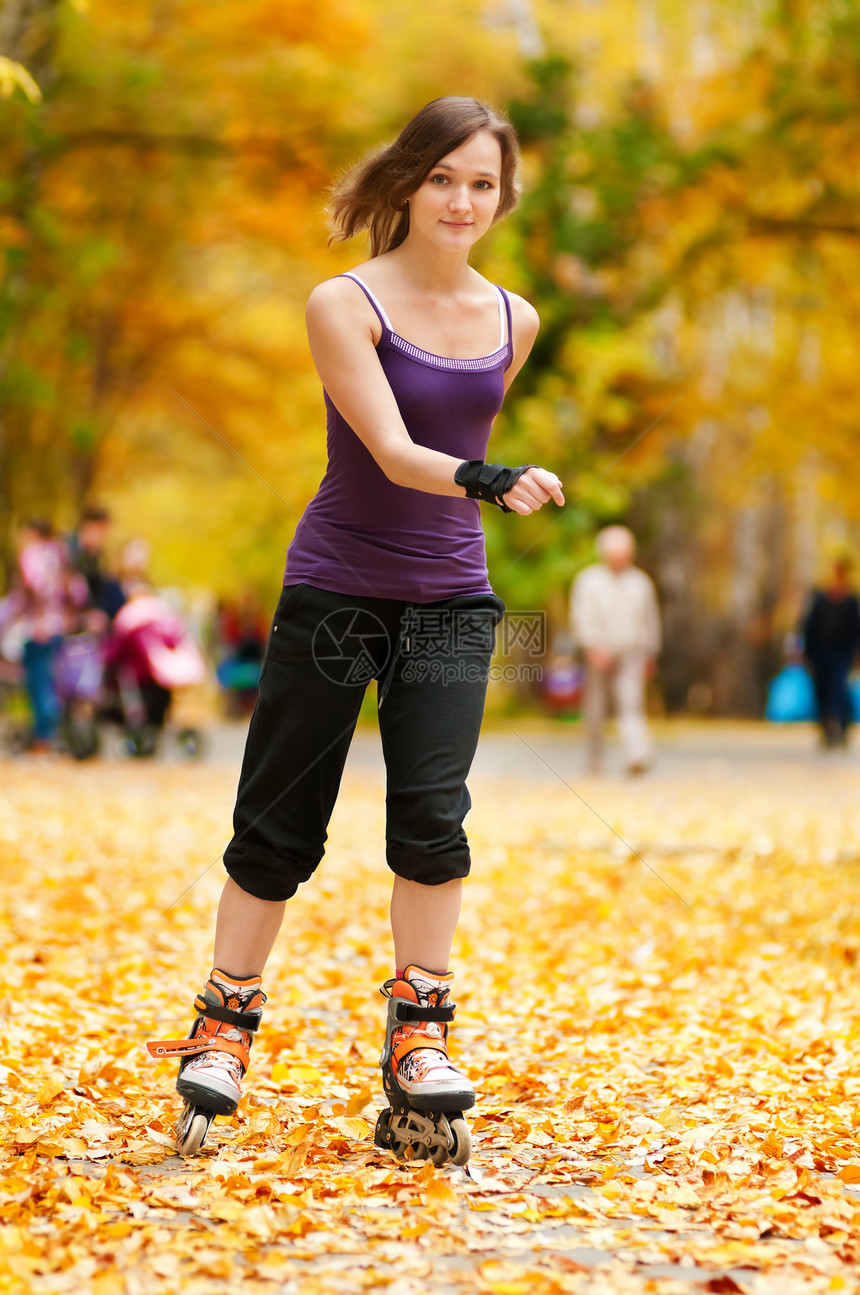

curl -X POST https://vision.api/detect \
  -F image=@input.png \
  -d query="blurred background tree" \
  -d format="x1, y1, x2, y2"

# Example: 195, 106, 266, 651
2, 0, 859, 712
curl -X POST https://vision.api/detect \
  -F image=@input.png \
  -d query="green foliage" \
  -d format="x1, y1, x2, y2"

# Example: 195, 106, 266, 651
2, 0, 859, 660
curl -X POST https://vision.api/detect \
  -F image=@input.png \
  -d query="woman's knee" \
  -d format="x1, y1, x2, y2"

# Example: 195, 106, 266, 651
386, 838, 471, 886
223, 845, 322, 903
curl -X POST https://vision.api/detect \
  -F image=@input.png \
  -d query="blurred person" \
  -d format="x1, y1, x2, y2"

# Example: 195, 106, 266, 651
216, 590, 267, 666
570, 525, 661, 775
67, 505, 126, 622
542, 643, 582, 718
13, 520, 78, 750
118, 537, 152, 596
801, 556, 860, 748
214, 591, 268, 716
147, 96, 564, 1162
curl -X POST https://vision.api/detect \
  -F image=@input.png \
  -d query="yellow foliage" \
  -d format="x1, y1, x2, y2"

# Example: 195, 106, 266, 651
2, 746, 860, 1289
0, 56, 41, 102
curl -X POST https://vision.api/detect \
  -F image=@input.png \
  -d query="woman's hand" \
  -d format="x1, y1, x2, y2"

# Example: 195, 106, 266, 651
502, 467, 564, 515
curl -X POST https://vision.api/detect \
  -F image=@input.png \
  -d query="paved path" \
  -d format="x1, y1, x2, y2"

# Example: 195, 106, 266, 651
196, 715, 858, 785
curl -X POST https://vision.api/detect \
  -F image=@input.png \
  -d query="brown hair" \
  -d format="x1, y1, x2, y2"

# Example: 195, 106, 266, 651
329, 97, 520, 257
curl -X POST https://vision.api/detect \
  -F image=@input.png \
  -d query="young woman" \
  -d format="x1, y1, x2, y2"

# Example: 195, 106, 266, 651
149, 96, 563, 1162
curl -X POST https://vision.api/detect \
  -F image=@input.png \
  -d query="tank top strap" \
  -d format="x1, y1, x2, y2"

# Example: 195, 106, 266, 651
339, 272, 393, 333
495, 285, 514, 363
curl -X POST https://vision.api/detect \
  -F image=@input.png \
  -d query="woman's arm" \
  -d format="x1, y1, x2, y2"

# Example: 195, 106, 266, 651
305, 278, 562, 514
503, 292, 540, 394
499, 293, 564, 513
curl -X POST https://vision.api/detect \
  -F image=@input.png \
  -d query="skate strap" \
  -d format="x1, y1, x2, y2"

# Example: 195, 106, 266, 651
145, 1035, 251, 1065
193, 996, 262, 1031
391, 1034, 449, 1062
391, 1001, 455, 1024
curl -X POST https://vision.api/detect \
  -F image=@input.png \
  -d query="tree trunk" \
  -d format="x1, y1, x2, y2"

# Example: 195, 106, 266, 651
0, 0, 63, 81
0, 0, 63, 571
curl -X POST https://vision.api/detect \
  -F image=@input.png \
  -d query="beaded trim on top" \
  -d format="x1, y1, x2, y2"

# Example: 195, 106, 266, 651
385, 334, 509, 372
341, 271, 511, 372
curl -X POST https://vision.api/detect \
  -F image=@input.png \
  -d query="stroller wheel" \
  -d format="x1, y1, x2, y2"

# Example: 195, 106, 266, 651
6, 725, 32, 757
120, 725, 160, 759
176, 727, 205, 760
60, 717, 100, 761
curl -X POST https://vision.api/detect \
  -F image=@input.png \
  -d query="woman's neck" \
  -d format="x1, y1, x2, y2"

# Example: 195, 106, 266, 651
382, 238, 473, 294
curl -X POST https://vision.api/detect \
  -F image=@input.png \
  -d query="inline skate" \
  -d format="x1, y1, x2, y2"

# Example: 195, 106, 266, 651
374, 966, 473, 1166
146, 970, 265, 1155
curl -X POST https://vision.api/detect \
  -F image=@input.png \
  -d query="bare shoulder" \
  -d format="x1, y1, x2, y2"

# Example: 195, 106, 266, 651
307, 273, 364, 316
499, 287, 540, 388
506, 290, 540, 341
306, 272, 379, 341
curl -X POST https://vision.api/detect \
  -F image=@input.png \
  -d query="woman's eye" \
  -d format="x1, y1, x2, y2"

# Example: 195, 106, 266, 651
475, 180, 493, 190
429, 174, 449, 185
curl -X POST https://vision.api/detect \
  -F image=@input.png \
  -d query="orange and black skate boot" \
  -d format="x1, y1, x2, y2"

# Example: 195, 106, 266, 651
374, 966, 473, 1166
147, 969, 265, 1154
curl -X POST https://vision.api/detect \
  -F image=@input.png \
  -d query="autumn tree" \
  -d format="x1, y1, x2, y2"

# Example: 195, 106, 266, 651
0, 0, 525, 590
480, 7, 860, 710
3, 0, 860, 712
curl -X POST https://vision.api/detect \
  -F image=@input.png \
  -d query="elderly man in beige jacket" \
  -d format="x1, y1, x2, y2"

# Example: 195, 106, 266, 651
570, 526, 661, 774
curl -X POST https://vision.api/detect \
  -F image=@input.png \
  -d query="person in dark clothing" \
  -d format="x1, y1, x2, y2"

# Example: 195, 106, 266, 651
67, 506, 126, 622
802, 557, 860, 747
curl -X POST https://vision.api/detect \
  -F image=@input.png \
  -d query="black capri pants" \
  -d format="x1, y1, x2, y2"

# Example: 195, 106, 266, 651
222, 582, 505, 902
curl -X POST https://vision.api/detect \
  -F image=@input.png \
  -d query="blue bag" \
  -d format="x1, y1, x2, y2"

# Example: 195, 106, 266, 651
851, 675, 860, 722
765, 663, 818, 722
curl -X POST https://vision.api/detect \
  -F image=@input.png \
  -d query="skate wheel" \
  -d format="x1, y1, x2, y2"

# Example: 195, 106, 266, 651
448, 1116, 471, 1166
176, 727, 205, 760
374, 1108, 394, 1151
375, 1107, 437, 1163
176, 1108, 211, 1155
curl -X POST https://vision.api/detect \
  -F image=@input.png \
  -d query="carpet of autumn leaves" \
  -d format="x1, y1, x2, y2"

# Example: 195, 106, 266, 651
2, 744, 860, 1294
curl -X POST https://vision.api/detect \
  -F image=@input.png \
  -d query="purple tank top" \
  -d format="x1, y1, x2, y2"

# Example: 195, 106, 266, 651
283, 273, 514, 603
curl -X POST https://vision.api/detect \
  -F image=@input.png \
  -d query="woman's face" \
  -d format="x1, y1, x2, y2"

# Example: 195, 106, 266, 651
407, 129, 503, 252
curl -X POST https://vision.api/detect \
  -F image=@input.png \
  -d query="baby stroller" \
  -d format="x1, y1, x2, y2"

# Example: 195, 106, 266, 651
57, 595, 208, 760
54, 631, 107, 759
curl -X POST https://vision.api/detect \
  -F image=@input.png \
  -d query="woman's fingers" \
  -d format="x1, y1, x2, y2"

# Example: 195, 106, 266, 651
529, 468, 565, 505
503, 467, 565, 513
504, 489, 550, 514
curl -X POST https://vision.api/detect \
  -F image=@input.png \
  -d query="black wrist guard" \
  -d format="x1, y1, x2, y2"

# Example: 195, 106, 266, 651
454, 460, 537, 513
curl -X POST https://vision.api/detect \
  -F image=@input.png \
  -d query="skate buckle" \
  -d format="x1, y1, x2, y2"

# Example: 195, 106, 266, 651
390, 1000, 455, 1024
